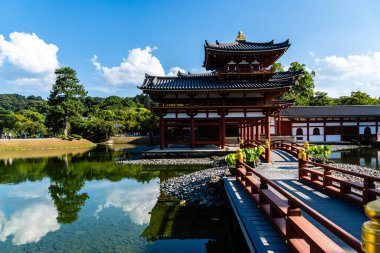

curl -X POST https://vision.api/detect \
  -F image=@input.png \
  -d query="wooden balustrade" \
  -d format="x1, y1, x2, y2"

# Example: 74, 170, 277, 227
270, 140, 302, 157
236, 160, 362, 253
299, 159, 380, 206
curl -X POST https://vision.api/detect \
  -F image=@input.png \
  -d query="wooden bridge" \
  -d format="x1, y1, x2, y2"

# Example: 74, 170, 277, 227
224, 140, 378, 253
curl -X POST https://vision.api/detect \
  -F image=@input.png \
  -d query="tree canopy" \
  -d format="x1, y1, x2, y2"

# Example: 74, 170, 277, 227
47, 67, 87, 136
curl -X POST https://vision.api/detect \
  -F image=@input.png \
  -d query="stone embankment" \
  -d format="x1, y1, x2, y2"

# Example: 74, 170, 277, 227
161, 167, 228, 207
120, 158, 215, 165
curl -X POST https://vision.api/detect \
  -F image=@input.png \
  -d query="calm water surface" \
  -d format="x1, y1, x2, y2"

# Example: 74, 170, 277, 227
330, 147, 380, 170
0, 145, 242, 253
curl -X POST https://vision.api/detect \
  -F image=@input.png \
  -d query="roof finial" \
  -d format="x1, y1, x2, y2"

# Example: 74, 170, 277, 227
235, 31, 246, 42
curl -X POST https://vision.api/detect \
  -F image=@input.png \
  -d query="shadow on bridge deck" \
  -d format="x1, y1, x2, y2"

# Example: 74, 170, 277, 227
271, 179, 366, 252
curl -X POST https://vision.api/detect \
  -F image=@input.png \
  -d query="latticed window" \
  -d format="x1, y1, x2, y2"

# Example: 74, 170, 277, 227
313, 128, 320, 135
364, 127, 371, 135
296, 128, 303, 135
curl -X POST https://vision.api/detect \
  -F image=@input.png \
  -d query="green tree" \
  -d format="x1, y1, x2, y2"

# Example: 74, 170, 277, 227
337, 91, 379, 105
280, 62, 315, 105
47, 67, 87, 137
309, 91, 336, 106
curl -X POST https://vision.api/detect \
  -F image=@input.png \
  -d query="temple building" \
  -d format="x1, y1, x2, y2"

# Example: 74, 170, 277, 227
279, 106, 380, 144
140, 32, 380, 147
140, 31, 301, 149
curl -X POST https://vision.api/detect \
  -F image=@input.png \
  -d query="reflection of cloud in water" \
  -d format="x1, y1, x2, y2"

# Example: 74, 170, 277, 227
0, 180, 60, 245
0, 203, 59, 245
95, 180, 160, 225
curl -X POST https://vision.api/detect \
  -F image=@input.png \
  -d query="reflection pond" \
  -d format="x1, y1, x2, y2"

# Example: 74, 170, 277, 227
330, 147, 380, 170
0, 146, 245, 253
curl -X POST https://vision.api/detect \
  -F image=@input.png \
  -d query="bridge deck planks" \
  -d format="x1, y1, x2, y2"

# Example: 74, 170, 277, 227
224, 177, 289, 253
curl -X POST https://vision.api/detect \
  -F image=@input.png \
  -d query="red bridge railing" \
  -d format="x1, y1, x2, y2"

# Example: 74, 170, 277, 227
235, 159, 362, 252
299, 159, 380, 206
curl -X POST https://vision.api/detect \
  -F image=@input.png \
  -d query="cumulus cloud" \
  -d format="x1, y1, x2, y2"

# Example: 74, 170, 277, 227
0, 32, 59, 90
166, 66, 186, 76
314, 52, 380, 97
92, 47, 165, 86
95, 180, 159, 225
0, 204, 59, 245
92, 47, 186, 86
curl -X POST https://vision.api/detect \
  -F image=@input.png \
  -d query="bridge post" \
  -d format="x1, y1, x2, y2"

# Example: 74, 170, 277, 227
265, 139, 270, 163
304, 141, 310, 161
362, 200, 380, 253
298, 148, 307, 180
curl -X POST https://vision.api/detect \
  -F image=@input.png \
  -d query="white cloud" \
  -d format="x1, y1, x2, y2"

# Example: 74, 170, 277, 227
0, 32, 59, 90
92, 47, 165, 86
166, 66, 186, 76
0, 32, 58, 73
92, 47, 186, 86
0, 203, 59, 245
314, 52, 380, 97
95, 180, 159, 225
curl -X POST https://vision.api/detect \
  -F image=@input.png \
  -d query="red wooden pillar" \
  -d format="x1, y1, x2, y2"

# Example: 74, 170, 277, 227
160, 117, 165, 150
376, 118, 379, 141
220, 116, 226, 149
190, 117, 195, 149
306, 119, 310, 142
249, 123, 254, 141
251, 123, 254, 141
256, 123, 260, 140
265, 113, 271, 163
323, 121, 327, 142
277, 113, 281, 136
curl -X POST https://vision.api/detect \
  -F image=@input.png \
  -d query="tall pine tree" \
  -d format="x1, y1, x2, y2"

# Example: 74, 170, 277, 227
47, 67, 87, 137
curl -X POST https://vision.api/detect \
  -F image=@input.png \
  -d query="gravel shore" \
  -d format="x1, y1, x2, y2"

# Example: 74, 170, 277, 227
161, 167, 228, 207
329, 145, 360, 152
120, 158, 215, 165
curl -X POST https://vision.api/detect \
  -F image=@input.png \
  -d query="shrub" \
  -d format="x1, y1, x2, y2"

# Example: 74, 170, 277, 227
306, 145, 331, 162
71, 134, 82, 140
225, 153, 236, 168
58, 134, 67, 140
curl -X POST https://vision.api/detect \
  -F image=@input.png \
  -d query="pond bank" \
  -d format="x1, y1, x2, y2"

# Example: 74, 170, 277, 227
0, 138, 96, 151
161, 167, 228, 207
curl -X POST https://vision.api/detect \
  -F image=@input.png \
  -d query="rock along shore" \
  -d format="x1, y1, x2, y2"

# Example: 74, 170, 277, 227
161, 166, 229, 207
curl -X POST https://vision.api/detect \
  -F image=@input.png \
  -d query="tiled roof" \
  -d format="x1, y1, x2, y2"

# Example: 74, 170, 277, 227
271, 70, 303, 80
205, 40, 290, 52
281, 106, 380, 117
140, 71, 301, 91
140, 75, 294, 91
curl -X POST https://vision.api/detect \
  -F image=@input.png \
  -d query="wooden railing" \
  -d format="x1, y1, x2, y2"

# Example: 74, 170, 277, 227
236, 160, 362, 252
270, 140, 301, 157
299, 159, 380, 206
241, 140, 267, 160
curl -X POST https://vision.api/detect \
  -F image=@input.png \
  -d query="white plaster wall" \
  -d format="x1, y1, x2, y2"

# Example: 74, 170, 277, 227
309, 127, 324, 136
294, 136, 306, 143
326, 123, 340, 126
208, 113, 220, 118
309, 123, 323, 127
342, 122, 357, 126
177, 113, 190, 119
310, 136, 324, 142
246, 112, 264, 117
360, 126, 376, 134
293, 123, 307, 127
326, 135, 341, 142
360, 122, 376, 126
194, 113, 207, 119
270, 126, 275, 134
292, 127, 307, 136
163, 113, 176, 119
226, 112, 245, 118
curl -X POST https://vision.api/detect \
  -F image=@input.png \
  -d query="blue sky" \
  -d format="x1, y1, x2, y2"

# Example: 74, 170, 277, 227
0, 0, 380, 98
